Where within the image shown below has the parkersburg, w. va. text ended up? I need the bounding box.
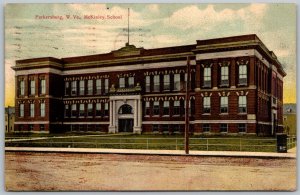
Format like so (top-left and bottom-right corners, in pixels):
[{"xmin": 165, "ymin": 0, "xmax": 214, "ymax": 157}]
[{"xmin": 35, "ymin": 14, "xmax": 123, "ymax": 20}]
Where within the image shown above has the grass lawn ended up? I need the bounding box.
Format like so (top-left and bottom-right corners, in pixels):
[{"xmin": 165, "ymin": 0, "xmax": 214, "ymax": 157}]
[{"xmin": 5, "ymin": 133, "xmax": 281, "ymax": 152}]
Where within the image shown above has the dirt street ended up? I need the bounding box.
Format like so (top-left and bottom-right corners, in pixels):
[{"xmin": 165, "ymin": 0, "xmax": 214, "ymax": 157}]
[{"xmin": 5, "ymin": 152, "xmax": 296, "ymax": 191}]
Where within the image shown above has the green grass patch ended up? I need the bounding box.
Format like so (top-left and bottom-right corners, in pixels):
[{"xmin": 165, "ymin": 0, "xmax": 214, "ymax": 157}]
[{"xmin": 5, "ymin": 134, "xmax": 280, "ymax": 152}]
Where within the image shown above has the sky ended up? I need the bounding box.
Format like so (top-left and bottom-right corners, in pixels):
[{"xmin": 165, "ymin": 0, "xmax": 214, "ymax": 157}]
[{"xmin": 4, "ymin": 3, "xmax": 296, "ymax": 106}]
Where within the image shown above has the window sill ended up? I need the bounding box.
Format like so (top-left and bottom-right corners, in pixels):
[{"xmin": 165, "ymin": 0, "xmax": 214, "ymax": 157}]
[
  {"xmin": 202, "ymin": 113, "xmax": 211, "ymax": 115},
  {"xmin": 238, "ymin": 84, "xmax": 247, "ymax": 87},
  {"xmin": 220, "ymin": 131, "xmax": 228, "ymax": 134},
  {"xmin": 219, "ymin": 113, "xmax": 228, "ymax": 115},
  {"xmin": 162, "ymin": 115, "xmax": 170, "ymax": 117},
  {"xmin": 172, "ymin": 115, "xmax": 180, "ymax": 117},
  {"xmin": 238, "ymin": 113, "xmax": 247, "ymax": 115}
]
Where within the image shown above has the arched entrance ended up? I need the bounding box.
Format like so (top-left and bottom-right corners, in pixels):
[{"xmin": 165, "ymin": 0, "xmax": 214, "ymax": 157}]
[{"xmin": 118, "ymin": 104, "xmax": 133, "ymax": 132}]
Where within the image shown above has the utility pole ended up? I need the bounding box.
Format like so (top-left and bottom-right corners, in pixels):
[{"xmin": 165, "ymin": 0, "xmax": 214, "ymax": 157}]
[{"xmin": 185, "ymin": 56, "xmax": 191, "ymax": 154}]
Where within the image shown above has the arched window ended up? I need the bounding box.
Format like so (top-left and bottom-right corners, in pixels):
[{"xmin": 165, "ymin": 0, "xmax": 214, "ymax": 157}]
[{"xmin": 119, "ymin": 104, "xmax": 133, "ymax": 114}]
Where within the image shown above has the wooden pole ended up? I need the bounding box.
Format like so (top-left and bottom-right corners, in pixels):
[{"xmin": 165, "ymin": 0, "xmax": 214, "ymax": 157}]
[{"xmin": 185, "ymin": 56, "xmax": 191, "ymax": 154}]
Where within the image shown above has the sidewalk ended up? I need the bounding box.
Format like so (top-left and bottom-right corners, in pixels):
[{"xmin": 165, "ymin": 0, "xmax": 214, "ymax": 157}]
[{"xmin": 5, "ymin": 146, "xmax": 297, "ymax": 158}]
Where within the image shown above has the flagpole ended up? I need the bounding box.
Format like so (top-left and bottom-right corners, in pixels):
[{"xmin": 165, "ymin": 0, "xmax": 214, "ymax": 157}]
[
  {"xmin": 127, "ymin": 8, "xmax": 130, "ymax": 44},
  {"xmin": 185, "ymin": 56, "xmax": 191, "ymax": 154}
]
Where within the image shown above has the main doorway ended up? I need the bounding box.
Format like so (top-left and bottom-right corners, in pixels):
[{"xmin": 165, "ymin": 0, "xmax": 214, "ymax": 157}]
[{"xmin": 118, "ymin": 119, "xmax": 133, "ymax": 132}]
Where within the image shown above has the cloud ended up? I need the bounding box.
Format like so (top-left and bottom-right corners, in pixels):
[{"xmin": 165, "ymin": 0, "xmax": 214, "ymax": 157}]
[
  {"xmin": 147, "ymin": 4, "xmax": 159, "ymax": 13},
  {"xmin": 165, "ymin": 4, "xmax": 268, "ymax": 30}
]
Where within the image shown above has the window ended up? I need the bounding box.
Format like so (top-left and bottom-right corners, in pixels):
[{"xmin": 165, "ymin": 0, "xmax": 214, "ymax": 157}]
[
  {"xmin": 71, "ymin": 81, "xmax": 77, "ymax": 95},
  {"xmin": 203, "ymin": 97, "xmax": 211, "ymax": 113},
  {"xmin": 220, "ymin": 96, "xmax": 228, "ymax": 113},
  {"xmin": 145, "ymin": 76, "xmax": 150, "ymax": 92},
  {"xmin": 19, "ymin": 80, "xmax": 25, "ymax": 96},
  {"xmin": 220, "ymin": 124, "xmax": 228, "ymax": 133},
  {"xmin": 40, "ymin": 124, "xmax": 45, "ymax": 131},
  {"xmin": 174, "ymin": 74, "xmax": 180, "ymax": 91},
  {"xmin": 152, "ymin": 124, "xmax": 159, "ymax": 132},
  {"xmin": 40, "ymin": 79, "xmax": 46, "ymax": 94},
  {"xmin": 79, "ymin": 104, "xmax": 85, "ymax": 117},
  {"xmin": 87, "ymin": 103, "xmax": 93, "ymax": 117},
  {"xmin": 239, "ymin": 65, "xmax": 247, "ymax": 85},
  {"xmin": 96, "ymin": 79, "xmax": 101, "ymax": 94},
  {"xmin": 203, "ymin": 124, "xmax": 210, "ymax": 132},
  {"xmin": 145, "ymin": 102, "xmax": 150, "ymax": 116},
  {"xmin": 173, "ymin": 101, "xmax": 180, "ymax": 115},
  {"xmin": 119, "ymin": 77, "xmax": 125, "ymax": 88},
  {"xmin": 104, "ymin": 79, "xmax": 109, "ymax": 93},
  {"xmin": 163, "ymin": 75, "xmax": 170, "ymax": 91},
  {"xmin": 65, "ymin": 82, "xmax": 70, "ymax": 95},
  {"xmin": 71, "ymin": 104, "xmax": 77, "ymax": 117},
  {"xmin": 29, "ymin": 124, "xmax": 34, "ymax": 131},
  {"xmin": 153, "ymin": 101, "xmax": 160, "ymax": 116},
  {"xmin": 30, "ymin": 80, "xmax": 35, "ymax": 95},
  {"xmin": 96, "ymin": 103, "xmax": 101, "ymax": 117},
  {"xmin": 238, "ymin": 124, "xmax": 246, "ymax": 133},
  {"xmin": 153, "ymin": 75, "xmax": 160, "ymax": 92},
  {"xmin": 119, "ymin": 104, "xmax": 133, "ymax": 114},
  {"xmin": 87, "ymin": 80, "xmax": 93, "ymax": 95},
  {"xmin": 19, "ymin": 104, "xmax": 24, "ymax": 117},
  {"xmin": 162, "ymin": 124, "xmax": 169, "ymax": 133},
  {"xmin": 128, "ymin": 77, "xmax": 134, "ymax": 88},
  {"xmin": 40, "ymin": 102, "xmax": 45, "ymax": 117},
  {"xmin": 30, "ymin": 103, "xmax": 35, "ymax": 117},
  {"xmin": 238, "ymin": 96, "xmax": 247, "ymax": 113},
  {"xmin": 173, "ymin": 125, "xmax": 180, "ymax": 133},
  {"xmin": 79, "ymin": 80, "xmax": 85, "ymax": 95},
  {"xmin": 203, "ymin": 67, "xmax": 211, "ymax": 87},
  {"xmin": 163, "ymin": 101, "xmax": 169, "ymax": 115},
  {"xmin": 65, "ymin": 105, "xmax": 70, "ymax": 118},
  {"xmin": 221, "ymin": 66, "xmax": 229, "ymax": 85},
  {"xmin": 104, "ymin": 103, "xmax": 109, "ymax": 116}
]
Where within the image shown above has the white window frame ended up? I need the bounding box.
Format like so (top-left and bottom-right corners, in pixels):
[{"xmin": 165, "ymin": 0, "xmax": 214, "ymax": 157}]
[
  {"xmin": 30, "ymin": 103, "xmax": 35, "ymax": 117},
  {"xmin": 20, "ymin": 80, "xmax": 25, "ymax": 96},
  {"xmin": 71, "ymin": 81, "xmax": 77, "ymax": 96},
  {"xmin": 96, "ymin": 79, "xmax": 101, "ymax": 94},
  {"xmin": 19, "ymin": 104, "xmax": 24, "ymax": 117},
  {"xmin": 203, "ymin": 97, "xmax": 211, "ymax": 113},
  {"xmin": 238, "ymin": 96, "xmax": 247, "ymax": 113},
  {"xmin": 153, "ymin": 101, "xmax": 160, "ymax": 116},
  {"xmin": 79, "ymin": 80, "xmax": 85, "ymax": 95},
  {"xmin": 174, "ymin": 74, "xmax": 180, "ymax": 91},
  {"xmin": 87, "ymin": 80, "xmax": 93, "ymax": 95},
  {"xmin": 163, "ymin": 74, "xmax": 170, "ymax": 91},
  {"xmin": 239, "ymin": 64, "xmax": 247, "ymax": 84},
  {"xmin": 203, "ymin": 67, "xmax": 211, "ymax": 87},
  {"xmin": 145, "ymin": 76, "xmax": 150, "ymax": 92},
  {"xmin": 220, "ymin": 96, "xmax": 228, "ymax": 113},
  {"xmin": 128, "ymin": 77, "xmax": 134, "ymax": 88},
  {"xmin": 40, "ymin": 79, "xmax": 46, "ymax": 94},
  {"xmin": 40, "ymin": 102, "xmax": 45, "ymax": 117},
  {"xmin": 79, "ymin": 104, "xmax": 85, "ymax": 117},
  {"xmin": 163, "ymin": 101, "xmax": 170, "ymax": 116},
  {"xmin": 105, "ymin": 79, "xmax": 109, "ymax": 93},
  {"xmin": 30, "ymin": 80, "xmax": 35, "ymax": 95},
  {"xmin": 153, "ymin": 75, "xmax": 160, "ymax": 92},
  {"xmin": 119, "ymin": 77, "xmax": 125, "ymax": 88},
  {"xmin": 221, "ymin": 66, "xmax": 229, "ymax": 85}
]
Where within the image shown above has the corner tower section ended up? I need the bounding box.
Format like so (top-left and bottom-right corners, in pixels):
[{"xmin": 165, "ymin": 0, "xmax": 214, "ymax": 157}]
[{"xmin": 12, "ymin": 57, "xmax": 64, "ymax": 133}]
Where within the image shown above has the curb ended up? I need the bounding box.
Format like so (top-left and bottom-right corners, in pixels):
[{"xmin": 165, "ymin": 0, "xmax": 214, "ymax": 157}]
[{"xmin": 5, "ymin": 147, "xmax": 296, "ymax": 159}]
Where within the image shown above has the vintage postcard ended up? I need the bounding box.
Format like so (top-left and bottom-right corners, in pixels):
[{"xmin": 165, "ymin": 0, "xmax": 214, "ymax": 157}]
[{"xmin": 4, "ymin": 3, "xmax": 296, "ymax": 191}]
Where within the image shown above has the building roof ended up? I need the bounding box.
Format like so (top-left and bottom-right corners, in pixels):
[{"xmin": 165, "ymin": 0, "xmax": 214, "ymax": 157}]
[{"xmin": 12, "ymin": 34, "xmax": 286, "ymax": 76}]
